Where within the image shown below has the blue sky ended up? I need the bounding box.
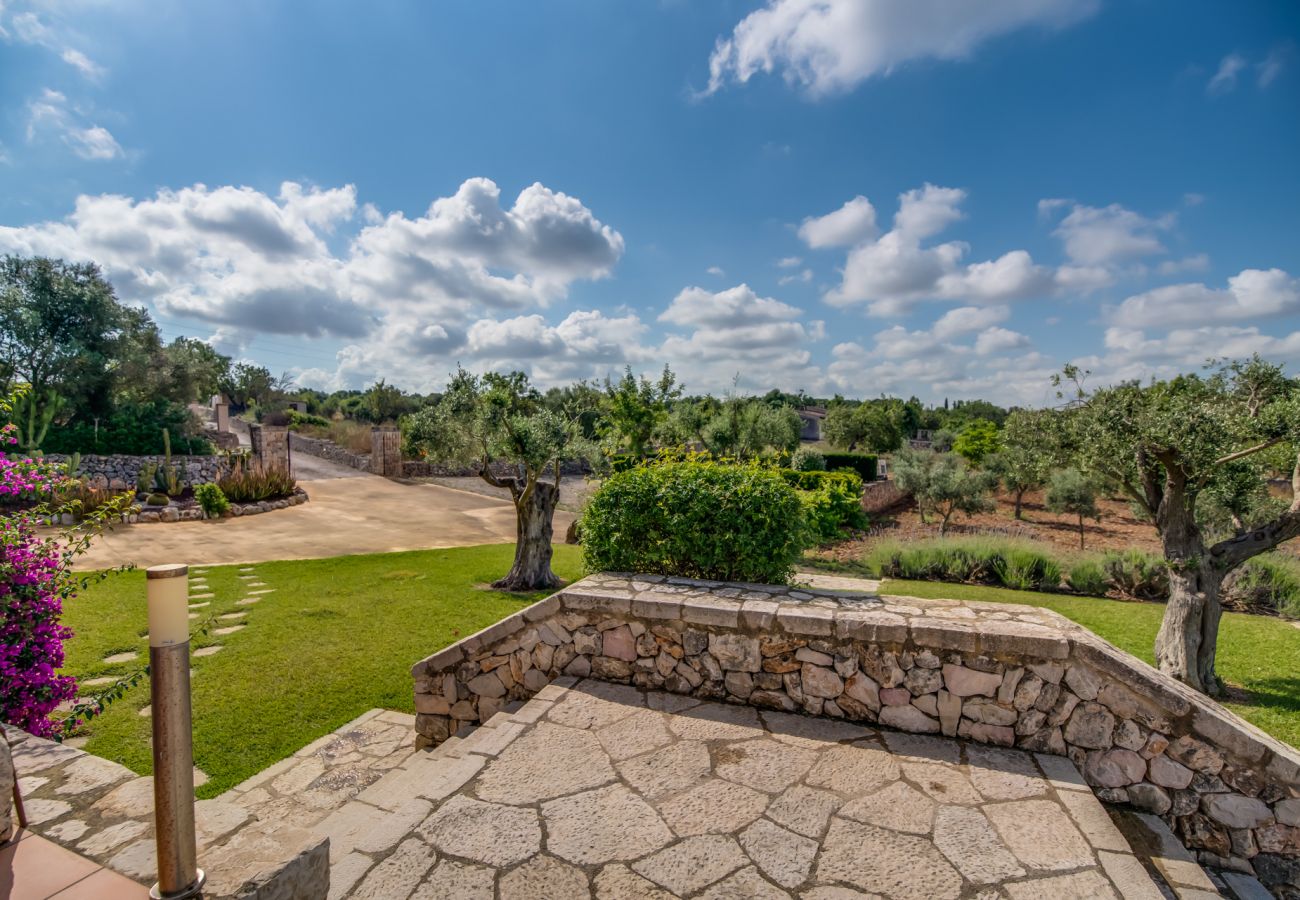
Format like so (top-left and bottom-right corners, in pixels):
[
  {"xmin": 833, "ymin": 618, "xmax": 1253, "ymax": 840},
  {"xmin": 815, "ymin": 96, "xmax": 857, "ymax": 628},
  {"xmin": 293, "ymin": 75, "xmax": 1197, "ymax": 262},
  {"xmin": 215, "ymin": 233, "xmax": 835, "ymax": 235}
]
[{"xmin": 1, "ymin": 0, "xmax": 1297, "ymax": 405}]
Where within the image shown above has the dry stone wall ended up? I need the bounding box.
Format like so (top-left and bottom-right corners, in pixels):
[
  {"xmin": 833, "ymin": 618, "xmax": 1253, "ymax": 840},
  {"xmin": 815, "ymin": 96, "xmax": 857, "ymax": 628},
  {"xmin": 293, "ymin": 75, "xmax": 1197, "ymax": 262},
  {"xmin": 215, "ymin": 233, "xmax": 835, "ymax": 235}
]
[
  {"xmin": 410, "ymin": 573, "xmax": 1300, "ymax": 894},
  {"xmin": 46, "ymin": 453, "xmax": 228, "ymax": 489},
  {"xmin": 288, "ymin": 432, "xmax": 372, "ymax": 472}
]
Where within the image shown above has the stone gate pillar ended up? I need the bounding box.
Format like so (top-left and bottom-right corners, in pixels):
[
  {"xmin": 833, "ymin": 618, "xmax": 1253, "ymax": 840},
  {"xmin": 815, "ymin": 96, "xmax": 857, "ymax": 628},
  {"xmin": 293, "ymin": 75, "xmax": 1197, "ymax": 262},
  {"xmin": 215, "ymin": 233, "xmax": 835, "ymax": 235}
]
[
  {"xmin": 249, "ymin": 424, "xmax": 290, "ymax": 473},
  {"xmin": 213, "ymin": 401, "xmax": 230, "ymax": 433},
  {"xmin": 371, "ymin": 427, "xmax": 402, "ymax": 477}
]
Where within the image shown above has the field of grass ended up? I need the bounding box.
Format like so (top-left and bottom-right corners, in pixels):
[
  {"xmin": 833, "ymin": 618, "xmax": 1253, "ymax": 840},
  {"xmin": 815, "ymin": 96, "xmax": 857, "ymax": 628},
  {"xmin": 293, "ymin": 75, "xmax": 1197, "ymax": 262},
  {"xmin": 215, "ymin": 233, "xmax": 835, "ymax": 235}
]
[
  {"xmin": 60, "ymin": 544, "xmax": 584, "ymax": 797},
  {"xmin": 882, "ymin": 578, "xmax": 1300, "ymax": 750}
]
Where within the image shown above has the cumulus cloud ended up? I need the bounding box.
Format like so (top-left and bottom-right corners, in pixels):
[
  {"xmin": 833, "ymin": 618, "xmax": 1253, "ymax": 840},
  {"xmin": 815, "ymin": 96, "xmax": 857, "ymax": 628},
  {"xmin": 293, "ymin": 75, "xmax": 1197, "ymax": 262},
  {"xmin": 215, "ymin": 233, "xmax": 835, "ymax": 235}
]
[
  {"xmin": 0, "ymin": 177, "xmax": 625, "ymax": 356},
  {"xmin": 815, "ymin": 184, "xmax": 1054, "ymax": 315},
  {"xmin": 25, "ymin": 89, "xmax": 122, "ymax": 160},
  {"xmin": 1109, "ymin": 268, "xmax": 1300, "ymax": 329},
  {"xmin": 797, "ymin": 196, "xmax": 876, "ymax": 248},
  {"xmin": 705, "ymin": 0, "xmax": 1098, "ymax": 97},
  {"xmin": 1047, "ymin": 202, "xmax": 1173, "ymax": 267},
  {"xmin": 931, "ymin": 305, "xmax": 1010, "ymax": 340}
]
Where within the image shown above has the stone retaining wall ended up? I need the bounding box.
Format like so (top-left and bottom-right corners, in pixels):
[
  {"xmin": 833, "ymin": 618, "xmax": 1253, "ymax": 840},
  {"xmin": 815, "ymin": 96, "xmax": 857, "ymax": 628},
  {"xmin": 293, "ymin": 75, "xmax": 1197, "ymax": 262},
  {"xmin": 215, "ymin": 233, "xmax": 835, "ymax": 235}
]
[
  {"xmin": 1, "ymin": 729, "xmax": 13, "ymax": 843},
  {"xmin": 410, "ymin": 574, "xmax": 1300, "ymax": 894},
  {"xmin": 861, "ymin": 479, "xmax": 909, "ymax": 514},
  {"xmin": 47, "ymin": 454, "xmax": 228, "ymax": 489},
  {"xmin": 288, "ymin": 432, "xmax": 371, "ymax": 472}
]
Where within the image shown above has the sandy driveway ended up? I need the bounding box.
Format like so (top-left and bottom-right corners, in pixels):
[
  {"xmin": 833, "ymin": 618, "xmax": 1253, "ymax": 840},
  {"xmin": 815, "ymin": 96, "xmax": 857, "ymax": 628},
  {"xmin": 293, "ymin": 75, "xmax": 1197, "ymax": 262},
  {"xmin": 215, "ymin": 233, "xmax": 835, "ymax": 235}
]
[{"xmin": 76, "ymin": 454, "xmax": 575, "ymax": 570}]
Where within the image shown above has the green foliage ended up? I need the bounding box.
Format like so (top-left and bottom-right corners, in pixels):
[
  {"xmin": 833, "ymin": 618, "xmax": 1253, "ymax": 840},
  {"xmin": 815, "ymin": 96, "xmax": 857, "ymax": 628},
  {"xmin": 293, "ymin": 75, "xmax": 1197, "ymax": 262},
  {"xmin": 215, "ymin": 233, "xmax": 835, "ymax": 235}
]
[
  {"xmin": 790, "ymin": 447, "xmax": 826, "ymax": 471},
  {"xmin": 892, "ymin": 448, "xmax": 995, "ymax": 534},
  {"xmin": 581, "ymin": 460, "xmax": 807, "ymax": 583},
  {"xmin": 779, "ymin": 468, "xmax": 862, "ymax": 493},
  {"xmin": 144, "ymin": 492, "xmax": 170, "ymax": 507},
  {"xmin": 602, "ymin": 365, "xmax": 680, "ymax": 456},
  {"xmin": 39, "ymin": 398, "xmax": 213, "ymax": 455},
  {"xmin": 1065, "ymin": 559, "xmax": 1108, "ymax": 597},
  {"xmin": 700, "ymin": 396, "xmax": 802, "ymax": 459},
  {"xmin": 952, "ymin": 418, "xmax": 1002, "ymax": 465},
  {"xmin": 1225, "ymin": 555, "xmax": 1300, "ymax": 618},
  {"xmin": 821, "ymin": 452, "xmax": 878, "ymax": 482},
  {"xmin": 823, "ymin": 401, "xmax": 905, "ymax": 453},
  {"xmin": 985, "ymin": 408, "xmax": 1059, "ymax": 517},
  {"xmin": 864, "ymin": 538, "xmax": 1061, "ymax": 592},
  {"xmin": 194, "ymin": 482, "xmax": 230, "ymax": 518},
  {"xmin": 1046, "ymin": 467, "xmax": 1101, "ymax": 548},
  {"xmin": 217, "ymin": 457, "xmax": 297, "ymax": 503},
  {"xmin": 152, "ymin": 428, "xmax": 183, "ymax": 496},
  {"xmin": 1100, "ymin": 550, "xmax": 1170, "ymax": 601},
  {"xmin": 798, "ymin": 477, "xmax": 868, "ymax": 542},
  {"xmin": 286, "ymin": 410, "xmax": 331, "ymax": 429},
  {"xmin": 136, "ymin": 464, "xmax": 157, "ymax": 495}
]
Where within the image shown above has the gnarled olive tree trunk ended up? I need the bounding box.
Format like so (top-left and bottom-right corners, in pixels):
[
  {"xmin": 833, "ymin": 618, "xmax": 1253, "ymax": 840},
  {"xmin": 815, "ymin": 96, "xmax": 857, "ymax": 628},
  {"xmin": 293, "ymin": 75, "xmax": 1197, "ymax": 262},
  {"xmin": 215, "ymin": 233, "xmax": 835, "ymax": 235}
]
[{"xmin": 483, "ymin": 466, "xmax": 563, "ymax": 592}]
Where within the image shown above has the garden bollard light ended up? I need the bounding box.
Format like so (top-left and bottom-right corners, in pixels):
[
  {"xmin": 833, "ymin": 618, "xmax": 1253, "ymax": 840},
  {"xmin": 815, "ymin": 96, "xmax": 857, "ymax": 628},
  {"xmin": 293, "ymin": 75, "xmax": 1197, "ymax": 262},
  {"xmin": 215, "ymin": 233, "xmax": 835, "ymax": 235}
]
[{"xmin": 146, "ymin": 563, "xmax": 206, "ymax": 900}]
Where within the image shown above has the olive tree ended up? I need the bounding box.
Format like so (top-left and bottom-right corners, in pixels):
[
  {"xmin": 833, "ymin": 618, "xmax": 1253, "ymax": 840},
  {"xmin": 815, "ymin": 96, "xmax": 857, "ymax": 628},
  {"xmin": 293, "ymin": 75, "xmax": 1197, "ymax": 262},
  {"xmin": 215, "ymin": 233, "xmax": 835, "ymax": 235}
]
[
  {"xmin": 987, "ymin": 409, "xmax": 1059, "ymax": 519},
  {"xmin": 403, "ymin": 369, "xmax": 596, "ymax": 591},
  {"xmin": 893, "ymin": 448, "xmax": 996, "ymax": 535},
  {"xmin": 601, "ymin": 365, "xmax": 680, "ymax": 456},
  {"xmin": 1057, "ymin": 358, "xmax": 1300, "ymax": 694},
  {"xmin": 1046, "ymin": 468, "xmax": 1100, "ymax": 549},
  {"xmin": 824, "ymin": 401, "xmax": 904, "ymax": 453}
]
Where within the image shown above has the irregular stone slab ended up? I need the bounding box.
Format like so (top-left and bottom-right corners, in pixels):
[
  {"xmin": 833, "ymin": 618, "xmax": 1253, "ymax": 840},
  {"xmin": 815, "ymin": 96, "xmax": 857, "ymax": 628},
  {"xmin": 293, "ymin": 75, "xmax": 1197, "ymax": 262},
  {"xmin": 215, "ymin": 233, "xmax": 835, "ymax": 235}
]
[
  {"xmin": 738, "ymin": 817, "xmax": 818, "ymax": 888},
  {"xmin": 901, "ymin": 762, "xmax": 982, "ymax": 805},
  {"xmin": 593, "ymin": 864, "xmax": 677, "ymax": 900},
  {"xmin": 805, "ymin": 744, "xmax": 900, "ymax": 796},
  {"xmin": 499, "ymin": 855, "xmax": 590, "ymax": 899},
  {"xmin": 1003, "ymin": 869, "xmax": 1118, "ymax": 899},
  {"xmin": 616, "ymin": 740, "xmax": 712, "ymax": 799},
  {"xmin": 765, "ymin": 785, "xmax": 842, "ymax": 839},
  {"xmin": 984, "ymin": 799, "xmax": 1094, "ymax": 870},
  {"xmin": 473, "ymin": 722, "xmax": 614, "ymax": 804},
  {"xmin": 698, "ymin": 865, "xmax": 791, "ymax": 899},
  {"xmin": 547, "ymin": 684, "xmax": 639, "ymax": 729},
  {"xmin": 966, "ymin": 746, "xmax": 1047, "ymax": 801},
  {"xmin": 880, "ymin": 732, "xmax": 961, "ymax": 765},
  {"xmin": 543, "ymin": 784, "xmax": 675, "ymax": 865},
  {"xmin": 55, "ymin": 754, "xmax": 132, "ymax": 796},
  {"xmin": 418, "ymin": 794, "xmax": 540, "ymax": 867},
  {"xmin": 410, "ymin": 860, "xmax": 495, "ymax": 900},
  {"xmin": 839, "ymin": 781, "xmax": 935, "ymax": 834},
  {"xmin": 348, "ymin": 837, "xmax": 437, "ymax": 900},
  {"xmin": 595, "ymin": 708, "xmax": 674, "ymax": 761},
  {"xmin": 194, "ymin": 645, "xmax": 224, "ymax": 656},
  {"xmin": 1056, "ymin": 790, "xmax": 1129, "ymax": 852},
  {"xmin": 632, "ymin": 834, "xmax": 749, "ymax": 896},
  {"xmin": 668, "ymin": 702, "xmax": 764, "ymax": 741},
  {"xmin": 715, "ymin": 738, "xmax": 818, "ymax": 794},
  {"xmin": 801, "ymin": 889, "xmax": 881, "ymax": 900},
  {"xmin": 102, "ymin": 651, "xmax": 138, "ymax": 665},
  {"xmin": 1097, "ymin": 850, "xmax": 1164, "ymax": 900},
  {"xmin": 660, "ymin": 778, "xmax": 768, "ymax": 836},
  {"xmin": 816, "ymin": 818, "xmax": 962, "ymax": 900},
  {"xmin": 76, "ymin": 819, "xmax": 148, "ymax": 856},
  {"xmin": 932, "ymin": 805, "xmax": 1025, "ymax": 884}
]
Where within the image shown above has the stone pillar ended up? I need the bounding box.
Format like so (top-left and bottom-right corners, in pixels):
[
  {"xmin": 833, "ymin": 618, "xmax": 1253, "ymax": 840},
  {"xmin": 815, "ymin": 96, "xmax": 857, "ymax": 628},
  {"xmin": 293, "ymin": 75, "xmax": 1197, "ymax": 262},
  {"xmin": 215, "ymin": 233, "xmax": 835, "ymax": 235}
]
[
  {"xmin": 213, "ymin": 402, "xmax": 229, "ymax": 433},
  {"xmin": 249, "ymin": 424, "xmax": 290, "ymax": 473},
  {"xmin": 371, "ymin": 427, "xmax": 402, "ymax": 477}
]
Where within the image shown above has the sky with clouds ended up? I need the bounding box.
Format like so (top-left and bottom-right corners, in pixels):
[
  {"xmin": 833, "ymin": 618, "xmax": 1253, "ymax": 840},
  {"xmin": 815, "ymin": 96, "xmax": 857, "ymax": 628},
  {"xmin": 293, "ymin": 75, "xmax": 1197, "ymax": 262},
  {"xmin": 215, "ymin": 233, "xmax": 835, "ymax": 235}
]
[{"xmin": 1, "ymin": 0, "xmax": 1297, "ymax": 406}]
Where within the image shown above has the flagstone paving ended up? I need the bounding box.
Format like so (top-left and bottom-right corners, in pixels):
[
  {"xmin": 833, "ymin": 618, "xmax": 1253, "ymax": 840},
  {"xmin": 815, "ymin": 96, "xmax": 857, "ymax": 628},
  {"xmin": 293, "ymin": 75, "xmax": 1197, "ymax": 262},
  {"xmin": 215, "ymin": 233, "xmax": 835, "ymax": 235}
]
[{"xmin": 293, "ymin": 679, "xmax": 1178, "ymax": 899}]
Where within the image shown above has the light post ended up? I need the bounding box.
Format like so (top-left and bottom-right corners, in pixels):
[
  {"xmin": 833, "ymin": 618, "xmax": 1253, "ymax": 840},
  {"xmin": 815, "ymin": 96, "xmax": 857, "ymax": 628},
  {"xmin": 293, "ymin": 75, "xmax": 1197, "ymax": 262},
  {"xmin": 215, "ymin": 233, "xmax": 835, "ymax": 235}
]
[{"xmin": 146, "ymin": 563, "xmax": 206, "ymax": 900}]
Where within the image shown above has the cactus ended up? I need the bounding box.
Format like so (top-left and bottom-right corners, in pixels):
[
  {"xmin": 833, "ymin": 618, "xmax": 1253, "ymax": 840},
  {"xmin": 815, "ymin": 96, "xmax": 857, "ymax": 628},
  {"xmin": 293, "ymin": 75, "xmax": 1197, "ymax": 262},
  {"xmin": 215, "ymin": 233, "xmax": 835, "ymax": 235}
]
[
  {"xmin": 59, "ymin": 452, "xmax": 82, "ymax": 478},
  {"xmin": 136, "ymin": 463, "xmax": 158, "ymax": 495},
  {"xmin": 13, "ymin": 387, "xmax": 63, "ymax": 452},
  {"xmin": 153, "ymin": 428, "xmax": 184, "ymax": 496}
]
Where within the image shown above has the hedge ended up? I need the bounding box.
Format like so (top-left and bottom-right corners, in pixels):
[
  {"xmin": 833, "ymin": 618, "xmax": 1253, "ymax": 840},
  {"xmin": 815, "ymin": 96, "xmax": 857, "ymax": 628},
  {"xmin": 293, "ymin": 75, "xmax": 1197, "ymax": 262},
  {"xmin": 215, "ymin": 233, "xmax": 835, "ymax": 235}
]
[
  {"xmin": 581, "ymin": 459, "xmax": 806, "ymax": 583},
  {"xmin": 822, "ymin": 452, "xmax": 878, "ymax": 482}
]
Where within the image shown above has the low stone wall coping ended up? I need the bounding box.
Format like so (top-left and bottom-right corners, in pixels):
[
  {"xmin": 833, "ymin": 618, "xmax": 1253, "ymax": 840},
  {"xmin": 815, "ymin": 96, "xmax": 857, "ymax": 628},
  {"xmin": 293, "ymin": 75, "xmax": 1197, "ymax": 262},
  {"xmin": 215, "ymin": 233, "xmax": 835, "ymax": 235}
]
[{"xmin": 410, "ymin": 573, "xmax": 1300, "ymax": 892}]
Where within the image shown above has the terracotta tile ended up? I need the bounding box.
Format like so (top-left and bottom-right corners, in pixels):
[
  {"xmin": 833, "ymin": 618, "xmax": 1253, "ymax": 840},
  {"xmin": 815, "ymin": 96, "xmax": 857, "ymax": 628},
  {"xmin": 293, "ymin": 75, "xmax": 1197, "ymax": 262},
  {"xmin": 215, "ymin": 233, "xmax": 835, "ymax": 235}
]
[
  {"xmin": 50, "ymin": 866, "xmax": 152, "ymax": 899},
  {"xmin": 0, "ymin": 833, "xmax": 101, "ymax": 899}
]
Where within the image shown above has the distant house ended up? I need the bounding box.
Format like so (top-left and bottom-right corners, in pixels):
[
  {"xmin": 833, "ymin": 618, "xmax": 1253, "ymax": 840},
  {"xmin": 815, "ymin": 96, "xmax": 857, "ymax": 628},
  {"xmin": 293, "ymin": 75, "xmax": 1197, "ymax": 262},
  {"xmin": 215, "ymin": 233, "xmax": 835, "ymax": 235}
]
[
  {"xmin": 287, "ymin": 400, "xmax": 309, "ymax": 414},
  {"xmin": 797, "ymin": 406, "xmax": 827, "ymax": 441}
]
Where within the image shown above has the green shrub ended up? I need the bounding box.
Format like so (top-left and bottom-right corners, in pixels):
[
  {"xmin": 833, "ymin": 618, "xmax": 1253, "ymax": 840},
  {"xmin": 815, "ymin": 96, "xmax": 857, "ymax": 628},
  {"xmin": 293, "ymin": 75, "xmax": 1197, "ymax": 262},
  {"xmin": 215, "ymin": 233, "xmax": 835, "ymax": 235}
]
[
  {"xmin": 790, "ymin": 448, "xmax": 826, "ymax": 472},
  {"xmin": 779, "ymin": 469, "xmax": 863, "ymax": 493},
  {"xmin": 992, "ymin": 547, "xmax": 1062, "ymax": 592},
  {"xmin": 822, "ymin": 452, "xmax": 878, "ymax": 482},
  {"xmin": 1100, "ymin": 550, "xmax": 1169, "ymax": 601},
  {"xmin": 145, "ymin": 492, "xmax": 170, "ymax": 506},
  {"xmin": 194, "ymin": 482, "xmax": 230, "ymax": 518},
  {"xmin": 1066, "ymin": 559, "xmax": 1108, "ymax": 597},
  {"xmin": 217, "ymin": 458, "xmax": 297, "ymax": 503},
  {"xmin": 40, "ymin": 399, "xmax": 212, "ymax": 455},
  {"xmin": 286, "ymin": 410, "xmax": 331, "ymax": 429},
  {"xmin": 1225, "ymin": 555, "xmax": 1300, "ymax": 617},
  {"xmin": 864, "ymin": 537, "xmax": 1062, "ymax": 591},
  {"xmin": 581, "ymin": 460, "xmax": 806, "ymax": 583}
]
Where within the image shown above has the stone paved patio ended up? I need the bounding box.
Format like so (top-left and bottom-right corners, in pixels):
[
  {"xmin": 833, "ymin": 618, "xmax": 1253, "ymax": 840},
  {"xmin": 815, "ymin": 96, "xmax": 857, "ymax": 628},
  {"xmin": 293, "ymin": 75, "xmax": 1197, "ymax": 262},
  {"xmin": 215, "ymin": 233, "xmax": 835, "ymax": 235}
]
[{"xmin": 325, "ymin": 678, "xmax": 1174, "ymax": 899}]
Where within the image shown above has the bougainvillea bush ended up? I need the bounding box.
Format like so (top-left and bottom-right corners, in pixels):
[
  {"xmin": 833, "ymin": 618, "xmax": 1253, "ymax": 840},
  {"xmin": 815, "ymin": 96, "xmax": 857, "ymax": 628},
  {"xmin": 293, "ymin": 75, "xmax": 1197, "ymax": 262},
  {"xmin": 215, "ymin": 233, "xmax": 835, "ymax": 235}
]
[{"xmin": 0, "ymin": 402, "xmax": 129, "ymax": 738}]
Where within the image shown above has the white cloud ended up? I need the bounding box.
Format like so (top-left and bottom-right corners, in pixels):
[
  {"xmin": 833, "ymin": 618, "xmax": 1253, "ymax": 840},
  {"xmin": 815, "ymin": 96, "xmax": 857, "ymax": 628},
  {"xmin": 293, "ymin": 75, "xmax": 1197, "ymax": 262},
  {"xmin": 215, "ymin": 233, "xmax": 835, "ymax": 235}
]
[
  {"xmin": 797, "ymin": 196, "xmax": 877, "ymax": 248},
  {"xmin": 25, "ymin": 88, "xmax": 123, "ymax": 160},
  {"xmin": 776, "ymin": 256, "xmax": 803, "ymax": 268},
  {"xmin": 60, "ymin": 47, "xmax": 103, "ymax": 79},
  {"xmin": 1257, "ymin": 46, "xmax": 1287, "ymax": 87},
  {"xmin": 820, "ymin": 184, "xmax": 1053, "ymax": 314},
  {"xmin": 1156, "ymin": 254, "xmax": 1210, "ymax": 276},
  {"xmin": 931, "ymin": 305, "xmax": 1009, "ymax": 340},
  {"xmin": 706, "ymin": 265, "xmax": 725, "ymax": 276},
  {"xmin": 1208, "ymin": 53, "xmax": 1248, "ymax": 95},
  {"xmin": 1048, "ymin": 202, "xmax": 1172, "ymax": 266},
  {"xmin": 1110, "ymin": 268, "xmax": 1300, "ymax": 329},
  {"xmin": 974, "ymin": 326, "xmax": 1031, "ymax": 355},
  {"xmin": 0, "ymin": 178, "xmax": 624, "ymax": 355},
  {"xmin": 705, "ymin": 0, "xmax": 1098, "ymax": 97},
  {"xmin": 778, "ymin": 268, "xmax": 813, "ymax": 286},
  {"xmin": 660, "ymin": 283, "xmax": 802, "ymax": 329},
  {"xmin": 4, "ymin": 8, "xmax": 104, "ymax": 79}
]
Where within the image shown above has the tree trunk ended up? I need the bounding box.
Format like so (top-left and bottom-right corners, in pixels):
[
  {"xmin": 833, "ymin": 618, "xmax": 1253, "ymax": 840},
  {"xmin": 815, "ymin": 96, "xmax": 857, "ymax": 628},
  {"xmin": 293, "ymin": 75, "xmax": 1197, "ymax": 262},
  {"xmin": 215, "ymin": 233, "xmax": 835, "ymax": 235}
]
[
  {"xmin": 1077, "ymin": 513, "xmax": 1085, "ymax": 549},
  {"xmin": 1013, "ymin": 488, "xmax": 1025, "ymax": 520},
  {"xmin": 492, "ymin": 479, "xmax": 563, "ymax": 592},
  {"xmin": 1155, "ymin": 559, "xmax": 1224, "ymax": 695}
]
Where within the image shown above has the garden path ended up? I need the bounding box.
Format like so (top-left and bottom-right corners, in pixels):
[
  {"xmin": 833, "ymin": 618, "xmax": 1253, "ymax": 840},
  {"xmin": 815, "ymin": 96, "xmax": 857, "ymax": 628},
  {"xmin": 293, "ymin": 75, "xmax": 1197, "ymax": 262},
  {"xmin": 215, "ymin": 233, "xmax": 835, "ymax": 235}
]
[{"xmin": 75, "ymin": 456, "xmax": 574, "ymax": 570}]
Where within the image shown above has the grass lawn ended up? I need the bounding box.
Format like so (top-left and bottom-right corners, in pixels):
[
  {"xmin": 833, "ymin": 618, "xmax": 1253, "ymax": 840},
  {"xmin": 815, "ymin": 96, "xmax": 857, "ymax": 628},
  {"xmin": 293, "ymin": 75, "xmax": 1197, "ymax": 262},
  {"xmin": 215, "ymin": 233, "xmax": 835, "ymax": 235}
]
[
  {"xmin": 60, "ymin": 543, "xmax": 584, "ymax": 798},
  {"xmin": 882, "ymin": 578, "xmax": 1300, "ymax": 750}
]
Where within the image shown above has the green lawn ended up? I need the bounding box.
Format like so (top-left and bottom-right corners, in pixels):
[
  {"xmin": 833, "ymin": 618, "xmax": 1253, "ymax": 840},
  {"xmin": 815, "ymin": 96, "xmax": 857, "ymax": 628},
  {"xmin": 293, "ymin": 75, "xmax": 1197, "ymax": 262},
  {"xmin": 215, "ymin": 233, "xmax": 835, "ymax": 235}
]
[
  {"xmin": 882, "ymin": 578, "xmax": 1300, "ymax": 750},
  {"xmin": 61, "ymin": 544, "xmax": 584, "ymax": 798}
]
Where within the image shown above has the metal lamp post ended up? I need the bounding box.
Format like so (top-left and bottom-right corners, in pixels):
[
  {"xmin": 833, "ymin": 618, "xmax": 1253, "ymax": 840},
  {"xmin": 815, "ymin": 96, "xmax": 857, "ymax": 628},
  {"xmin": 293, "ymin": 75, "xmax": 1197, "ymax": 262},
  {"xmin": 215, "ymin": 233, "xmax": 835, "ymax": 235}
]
[{"xmin": 146, "ymin": 563, "xmax": 206, "ymax": 900}]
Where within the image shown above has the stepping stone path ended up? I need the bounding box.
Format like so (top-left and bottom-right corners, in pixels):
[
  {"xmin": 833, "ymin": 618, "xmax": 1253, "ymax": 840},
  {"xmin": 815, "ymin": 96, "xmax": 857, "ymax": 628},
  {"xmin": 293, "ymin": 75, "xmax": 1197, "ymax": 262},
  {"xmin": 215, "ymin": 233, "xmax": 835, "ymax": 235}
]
[
  {"xmin": 213, "ymin": 625, "xmax": 245, "ymax": 636},
  {"xmin": 193, "ymin": 645, "xmax": 223, "ymax": 657},
  {"xmin": 189, "ymin": 592, "xmax": 214, "ymax": 600},
  {"xmin": 218, "ymin": 612, "xmax": 246, "ymax": 621},
  {"xmin": 189, "ymin": 601, "xmax": 210, "ymax": 609},
  {"xmin": 236, "ymin": 598, "xmax": 260, "ymax": 606},
  {"xmin": 80, "ymin": 676, "xmax": 116, "ymax": 688},
  {"xmin": 102, "ymin": 651, "xmax": 137, "ymax": 665},
  {"xmin": 138, "ymin": 706, "xmax": 150, "ymax": 717}
]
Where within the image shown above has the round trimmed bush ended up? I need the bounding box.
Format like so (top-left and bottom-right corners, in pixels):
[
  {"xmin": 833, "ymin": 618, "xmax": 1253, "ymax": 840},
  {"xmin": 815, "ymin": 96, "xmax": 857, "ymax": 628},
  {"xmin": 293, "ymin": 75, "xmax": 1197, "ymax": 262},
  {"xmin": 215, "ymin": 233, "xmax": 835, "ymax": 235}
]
[{"xmin": 581, "ymin": 460, "xmax": 806, "ymax": 584}]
